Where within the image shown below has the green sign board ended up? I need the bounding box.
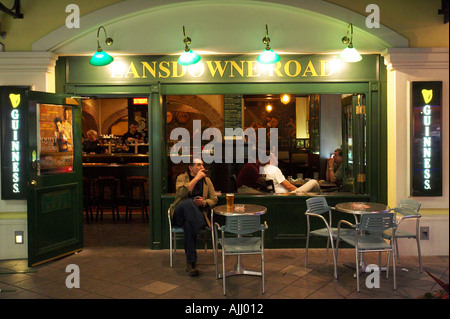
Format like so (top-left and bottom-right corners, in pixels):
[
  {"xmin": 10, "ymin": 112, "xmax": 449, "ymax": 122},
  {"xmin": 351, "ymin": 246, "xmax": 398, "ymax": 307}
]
[{"xmin": 64, "ymin": 54, "xmax": 379, "ymax": 85}]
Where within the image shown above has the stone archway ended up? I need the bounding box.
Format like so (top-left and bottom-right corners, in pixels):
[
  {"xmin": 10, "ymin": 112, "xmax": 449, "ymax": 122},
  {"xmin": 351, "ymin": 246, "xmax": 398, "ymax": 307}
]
[
  {"xmin": 101, "ymin": 108, "xmax": 128, "ymax": 135},
  {"xmin": 167, "ymin": 95, "xmax": 223, "ymax": 132}
]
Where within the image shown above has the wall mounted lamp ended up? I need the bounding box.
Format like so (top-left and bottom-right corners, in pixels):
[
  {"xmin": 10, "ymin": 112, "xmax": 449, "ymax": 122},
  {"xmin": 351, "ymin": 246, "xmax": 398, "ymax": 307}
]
[
  {"xmin": 177, "ymin": 26, "xmax": 201, "ymax": 66},
  {"xmin": 280, "ymin": 94, "xmax": 291, "ymax": 104},
  {"xmin": 257, "ymin": 24, "xmax": 280, "ymax": 64},
  {"xmin": 15, "ymin": 231, "xmax": 24, "ymax": 244},
  {"xmin": 338, "ymin": 23, "xmax": 362, "ymax": 62},
  {"xmin": 266, "ymin": 103, "xmax": 273, "ymax": 113},
  {"xmin": 89, "ymin": 26, "xmax": 114, "ymax": 66}
]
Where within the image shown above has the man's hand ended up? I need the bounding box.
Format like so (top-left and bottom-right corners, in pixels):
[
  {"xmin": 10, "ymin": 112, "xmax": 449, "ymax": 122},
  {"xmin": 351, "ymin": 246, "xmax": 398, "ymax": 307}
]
[{"xmin": 194, "ymin": 196, "xmax": 206, "ymax": 207}]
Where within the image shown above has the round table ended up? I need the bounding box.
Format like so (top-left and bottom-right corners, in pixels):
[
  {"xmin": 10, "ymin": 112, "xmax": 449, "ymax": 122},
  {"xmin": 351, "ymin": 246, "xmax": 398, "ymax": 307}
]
[
  {"xmin": 335, "ymin": 202, "xmax": 390, "ymax": 215},
  {"xmin": 213, "ymin": 204, "xmax": 267, "ymax": 216}
]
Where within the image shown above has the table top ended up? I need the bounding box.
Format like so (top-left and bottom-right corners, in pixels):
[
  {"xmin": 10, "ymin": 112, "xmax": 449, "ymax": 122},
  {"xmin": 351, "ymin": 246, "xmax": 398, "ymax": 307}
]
[
  {"xmin": 213, "ymin": 204, "xmax": 267, "ymax": 216},
  {"xmin": 335, "ymin": 202, "xmax": 390, "ymax": 215}
]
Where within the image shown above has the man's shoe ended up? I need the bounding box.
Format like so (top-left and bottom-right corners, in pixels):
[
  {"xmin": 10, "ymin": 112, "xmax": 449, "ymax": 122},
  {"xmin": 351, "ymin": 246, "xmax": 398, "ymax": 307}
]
[{"xmin": 186, "ymin": 262, "xmax": 199, "ymax": 276}]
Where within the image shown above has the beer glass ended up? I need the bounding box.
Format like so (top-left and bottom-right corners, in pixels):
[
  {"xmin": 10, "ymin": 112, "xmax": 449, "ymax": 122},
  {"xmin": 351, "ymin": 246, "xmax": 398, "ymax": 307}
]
[{"xmin": 226, "ymin": 193, "xmax": 234, "ymax": 210}]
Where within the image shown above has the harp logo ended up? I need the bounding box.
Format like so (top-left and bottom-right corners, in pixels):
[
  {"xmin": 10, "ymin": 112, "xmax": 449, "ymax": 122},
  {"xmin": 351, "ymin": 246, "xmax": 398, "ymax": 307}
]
[
  {"xmin": 9, "ymin": 93, "xmax": 21, "ymax": 108},
  {"xmin": 422, "ymin": 89, "xmax": 433, "ymax": 104}
]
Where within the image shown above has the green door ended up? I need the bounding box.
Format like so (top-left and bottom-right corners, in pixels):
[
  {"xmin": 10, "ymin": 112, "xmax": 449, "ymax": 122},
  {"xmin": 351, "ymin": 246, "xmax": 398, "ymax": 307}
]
[{"xmin": 27, "ymin": 91, "xmax": 83, "ymax": 267}]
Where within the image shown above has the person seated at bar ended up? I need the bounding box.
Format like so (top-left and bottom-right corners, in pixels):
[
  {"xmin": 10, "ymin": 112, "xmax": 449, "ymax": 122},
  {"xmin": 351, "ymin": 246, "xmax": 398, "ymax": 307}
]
[
  {"xmin": 169, "ymin": 159, "xmax": 218, "ymax": 276},
  {"xmin": 122, "ymin": 120, "xmax": 144, "ymax": 153},
  {"xmin": 83, "ymin": 129, "xmax": 106, "ymax": 154},
  {"xmin": 236, "ymin": 159, "xmax": 266, "ymax": 194},
  {"xmin": 261, "ymin": 156, "xmax": 321, "ymax": 194},
  {"xmin": 326, "ymin": 148, "xmax": 343, "ymax": 186}
]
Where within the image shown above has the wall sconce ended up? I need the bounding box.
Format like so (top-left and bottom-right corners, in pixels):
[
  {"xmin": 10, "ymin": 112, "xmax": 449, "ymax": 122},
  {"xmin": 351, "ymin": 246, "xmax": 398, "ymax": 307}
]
[
  {"xmin": 15, "ymin": 231, "xmax": 24, "ymax": 244},
  {"xmin": 177, "ymin": 26, "xmax": 201, "ymax": 66},
  {"xmin": 338, "ymin": 23, "xmax": 362, "ymax": 62},
  {"xmin": 89, "ymin": 26, "xmax": 114, "ymax": 66},
  {"xmin": 280, "ymin": 94, "xmax": 291, "ymax": 104},
  {"xmin": 266, "ymin": 103, "xmax": 273, "ymax": 113},
  {"xmin": 257, "ymin": 25, "xmax": 280, "ymax": 64}
]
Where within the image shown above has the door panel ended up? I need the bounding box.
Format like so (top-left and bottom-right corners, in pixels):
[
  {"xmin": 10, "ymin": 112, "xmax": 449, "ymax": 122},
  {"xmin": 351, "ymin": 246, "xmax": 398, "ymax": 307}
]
[{"xmin": 27, "ymin": 91, "xmax": 83, "ymax": 266}]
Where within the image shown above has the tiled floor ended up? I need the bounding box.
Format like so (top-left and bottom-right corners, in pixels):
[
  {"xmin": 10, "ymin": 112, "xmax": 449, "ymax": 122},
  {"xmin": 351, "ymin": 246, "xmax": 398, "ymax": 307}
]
[{"xmin": 0, "ymin": 215, "xmax": 448, "ymax": 301}]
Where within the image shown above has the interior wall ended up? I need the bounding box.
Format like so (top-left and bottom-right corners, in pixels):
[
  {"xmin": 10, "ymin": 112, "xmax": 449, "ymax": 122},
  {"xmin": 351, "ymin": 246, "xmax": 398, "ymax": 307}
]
[{"xmin": 320, "ymin": 94, "xmax": 342, "ymax": 177}]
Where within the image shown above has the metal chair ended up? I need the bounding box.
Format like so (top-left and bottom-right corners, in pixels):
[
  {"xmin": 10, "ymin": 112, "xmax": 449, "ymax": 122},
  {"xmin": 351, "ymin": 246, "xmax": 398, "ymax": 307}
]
[
  {"xmin": 167, "ymin": 208, "xmax": 208, "ymax": 268},
  {"xmin": 304, "ymin": 197, "xmax": 346, "ymax": 279},
  {"xmin": 383, "ymin": 199, "xmax": 423, "ymax": 272},
  {"xmin": 216, "ymin": 214, "xmax": 267, "ymax": 295},
  {"xmin": 336, "ymin": 212, "xmax": 397, "ymax": 291}
]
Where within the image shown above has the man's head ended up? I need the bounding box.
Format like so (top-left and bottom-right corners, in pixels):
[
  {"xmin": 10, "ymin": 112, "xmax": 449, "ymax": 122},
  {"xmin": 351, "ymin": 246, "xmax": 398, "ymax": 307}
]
[
  {"xmin": 334, "ymin": 148, "xmax": 343, "ymax": 164},
  {"xmin": 188, "ymin": 158, "xmax": 205, "ymax": 176},
  {"xmin": 129, "ymin": 120, "xmax": 138, "ymax": 134}
]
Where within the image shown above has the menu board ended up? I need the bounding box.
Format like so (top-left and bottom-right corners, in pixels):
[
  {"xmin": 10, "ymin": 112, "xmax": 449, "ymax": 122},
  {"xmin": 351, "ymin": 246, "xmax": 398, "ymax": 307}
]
[
  {"xmin": 224, "ymin": 95, "xmax": 243, "ymax": 136},
  {"xmin": 38, "ymin": 104, "xmax": 74, "ymax": 175}
]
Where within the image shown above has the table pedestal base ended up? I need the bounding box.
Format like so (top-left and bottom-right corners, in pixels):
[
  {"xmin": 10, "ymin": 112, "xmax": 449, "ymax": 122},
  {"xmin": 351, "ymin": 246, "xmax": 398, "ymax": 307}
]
[{"xmin": 218, "ymin": 256, "xmax": 262, "ymax": 278}]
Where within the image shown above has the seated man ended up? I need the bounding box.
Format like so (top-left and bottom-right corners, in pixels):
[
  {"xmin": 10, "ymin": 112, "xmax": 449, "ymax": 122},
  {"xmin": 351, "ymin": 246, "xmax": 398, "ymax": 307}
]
[
  {"xmin": 169, "ymin": 159, "xmax": 218, "ymax": 276},
  {"xmin": 261, "ymin": 157, "xmax": 321, "ymax": 194},
  {"xmin": 236, "ymin": 159, "xmax": 265, "ymax": 194},
  {"xmin": 326, "ymin": 148, "xmax": 343, "ymax": 185}
]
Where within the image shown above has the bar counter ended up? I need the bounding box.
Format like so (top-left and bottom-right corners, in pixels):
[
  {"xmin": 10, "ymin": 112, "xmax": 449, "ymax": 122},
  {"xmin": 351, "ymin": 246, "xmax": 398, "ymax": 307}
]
[{"xmin": 161, "ymin": 192, "xmax": 371, "ymax": 249}]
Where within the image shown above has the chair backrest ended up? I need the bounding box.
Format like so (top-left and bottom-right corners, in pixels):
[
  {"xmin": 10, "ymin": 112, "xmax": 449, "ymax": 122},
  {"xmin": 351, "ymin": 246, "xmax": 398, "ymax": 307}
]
[
  {"xmin": 266, "ymin": 180, "xmax": 275, "ymax": 193},
  {"xmin": 396, "ymin": 199, "xmax": 421, "ymax": 217},
  {"xmin": 224, "ymin": 215, "xmax": 262, "ymax": 235},
  {"xmin": 230, "ymin": 174, "xmax": 237, "ymax": 193},
  {"xmin": 359, "ymin": 212, "xmax": 394, "ymax": 235},
  {"xmin": 306, "ymin": 197, "xmax": 330, "ymax": 215}
]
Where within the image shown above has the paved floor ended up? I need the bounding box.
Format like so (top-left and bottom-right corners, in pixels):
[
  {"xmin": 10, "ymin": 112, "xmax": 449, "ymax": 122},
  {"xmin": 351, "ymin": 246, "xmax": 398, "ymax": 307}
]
[{"xmin": 0, "ymin": 215, "xmax": 448, "ymax": 302}]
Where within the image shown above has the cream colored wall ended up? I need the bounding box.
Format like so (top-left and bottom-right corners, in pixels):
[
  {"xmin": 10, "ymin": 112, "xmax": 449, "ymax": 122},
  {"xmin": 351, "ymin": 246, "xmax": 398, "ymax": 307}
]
[
  {"xmin": 0, "ymin": 0, "xmax": 448, "ymax": 51},
  {"xmin": 326, "ymin": 0, "xmax": 449, "ymax": 48}
]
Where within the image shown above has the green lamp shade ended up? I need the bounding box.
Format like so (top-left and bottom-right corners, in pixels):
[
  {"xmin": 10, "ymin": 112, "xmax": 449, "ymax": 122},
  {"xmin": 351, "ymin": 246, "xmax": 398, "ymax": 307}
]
[
  {"xmin": 338, "ymin": 47, "xmax": 362, "ymax": 62},
  {"xmin": 177, "ymin": 50, "xmax": 201, "ymax": 66},
  {"xmin": 89, "ymin": 49, "xmax": 114, "ymax": 66},
  {"xmin": 257, "ymin": 49, "xmax": 281, "ymax": 64}
]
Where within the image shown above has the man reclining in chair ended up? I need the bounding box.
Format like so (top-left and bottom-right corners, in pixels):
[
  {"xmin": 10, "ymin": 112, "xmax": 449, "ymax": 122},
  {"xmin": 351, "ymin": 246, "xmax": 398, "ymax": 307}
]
[
  {"xmin": 169, "ymin": 159, "xmax": 218, "ymax": 276},
  {"xmin": 261, "ymin": 156, "xmax": 321, "ymax": 194}
]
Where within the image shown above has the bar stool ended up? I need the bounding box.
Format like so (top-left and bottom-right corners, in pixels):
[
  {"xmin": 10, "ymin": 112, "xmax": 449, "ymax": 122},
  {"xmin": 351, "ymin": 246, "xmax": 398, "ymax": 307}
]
[
  {"xmin": 82, "ymin": 177, "xmax": 94, "ymax": 223},
  {"xmin": 125, "ymin": 176, "xmax": 148, "ymax": 222},
  {"xmin": 96, "ymin": 176, "xmax": 120, "ymax": 221}
]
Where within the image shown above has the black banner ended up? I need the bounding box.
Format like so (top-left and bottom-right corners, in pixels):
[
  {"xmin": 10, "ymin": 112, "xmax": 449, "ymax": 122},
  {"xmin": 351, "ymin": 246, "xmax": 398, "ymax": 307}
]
[{"xmin": 411, "ymin": 81, "xmax": 442, "ymax": 196}]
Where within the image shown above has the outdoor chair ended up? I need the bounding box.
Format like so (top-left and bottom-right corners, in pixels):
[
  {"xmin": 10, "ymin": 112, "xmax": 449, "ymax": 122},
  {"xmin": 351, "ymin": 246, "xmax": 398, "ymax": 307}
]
[
  {"xmin": 336, "ymin": 212, "xmax": 397, "ymax": 291},
  {"xmin": 304, "ymin": 197, "xmax": 349, "ymax": 279},
  {"xmin": 167, "ymin": 208, "xmax": 209, "ymax": 267},
  {"xmin": 215, "ymin": 214, "xmax": 267, "ymax": 295},
  {"xmin": 383, "ymin": 199, "xmax": 423, "ymax": 272}
]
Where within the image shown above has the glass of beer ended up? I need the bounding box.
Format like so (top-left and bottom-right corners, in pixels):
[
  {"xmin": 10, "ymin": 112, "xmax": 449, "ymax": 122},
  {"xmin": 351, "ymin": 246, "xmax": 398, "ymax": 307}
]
[{"xmin": 226, "ymin": 193, "xmax": 234, "ymax": 210}]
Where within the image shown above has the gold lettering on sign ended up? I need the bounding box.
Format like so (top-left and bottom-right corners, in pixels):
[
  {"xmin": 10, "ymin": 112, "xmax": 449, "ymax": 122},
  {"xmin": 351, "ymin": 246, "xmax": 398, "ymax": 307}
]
[{"xmin": 111, "ymin": 58, "xmax": 338, "ymax": 80}]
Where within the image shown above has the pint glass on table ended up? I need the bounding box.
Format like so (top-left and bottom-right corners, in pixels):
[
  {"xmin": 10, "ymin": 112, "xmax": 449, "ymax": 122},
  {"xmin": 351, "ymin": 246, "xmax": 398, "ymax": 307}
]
[{"xmin": 226, "ymin": 193, "xmax": 234, "ymax": 210}]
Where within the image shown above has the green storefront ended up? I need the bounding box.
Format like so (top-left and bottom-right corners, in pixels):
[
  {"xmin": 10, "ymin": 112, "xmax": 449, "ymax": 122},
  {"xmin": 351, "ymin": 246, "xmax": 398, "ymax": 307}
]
[{"xmin": 56, "ymin": 53, "xmax": 387, "ymax": 250}]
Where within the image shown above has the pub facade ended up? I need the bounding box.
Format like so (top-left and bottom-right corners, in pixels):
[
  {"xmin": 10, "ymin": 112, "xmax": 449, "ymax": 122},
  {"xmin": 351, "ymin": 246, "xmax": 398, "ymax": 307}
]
[{"xmin": 0, "ymin": 0, "xmax": 448, "ymax": 264}]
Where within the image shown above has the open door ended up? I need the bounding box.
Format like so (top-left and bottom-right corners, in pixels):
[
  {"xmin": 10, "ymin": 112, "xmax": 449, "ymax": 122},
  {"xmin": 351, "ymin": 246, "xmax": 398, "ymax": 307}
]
[{"xmin": 26, "ymin": 90, "xmax": 83, "ymax": 266}]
